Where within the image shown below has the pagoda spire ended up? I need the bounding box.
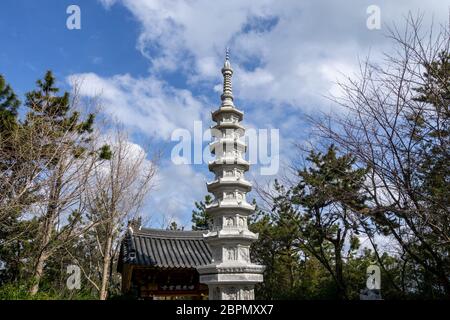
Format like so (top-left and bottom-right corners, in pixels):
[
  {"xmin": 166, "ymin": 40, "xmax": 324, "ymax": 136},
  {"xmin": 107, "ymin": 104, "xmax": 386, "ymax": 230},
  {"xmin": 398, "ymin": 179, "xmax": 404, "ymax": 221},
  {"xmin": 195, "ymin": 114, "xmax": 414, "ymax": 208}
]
[{"xmin": 221, "ymin": 48, "xmax": 234, "ymax": 106}]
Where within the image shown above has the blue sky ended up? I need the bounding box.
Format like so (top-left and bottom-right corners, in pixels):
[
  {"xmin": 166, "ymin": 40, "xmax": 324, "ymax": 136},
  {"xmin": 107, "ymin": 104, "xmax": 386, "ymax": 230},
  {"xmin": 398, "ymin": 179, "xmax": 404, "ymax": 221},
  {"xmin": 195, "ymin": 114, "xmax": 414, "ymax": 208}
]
[
  {"xmin": 1, "ymin": 0, "xmax": 448, "ymax": 228},
  {"xmin": 0, "ymin": 1, "xmax": 147, "ymax": 95}
]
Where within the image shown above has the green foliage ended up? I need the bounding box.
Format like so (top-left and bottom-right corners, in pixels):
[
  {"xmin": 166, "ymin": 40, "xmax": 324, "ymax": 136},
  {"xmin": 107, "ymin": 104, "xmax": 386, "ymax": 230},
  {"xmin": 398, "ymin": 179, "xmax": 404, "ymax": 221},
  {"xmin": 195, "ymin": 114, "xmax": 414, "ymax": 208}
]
[
  {"xmin": 250, "ymin": 202, "xmax": 304, "ymax": 299},
  {"xmin": 415, "ymin": 51, "xmax": 450, "ymax": 111},
  {"xmin": 0, "ymin": 282, "xmax": 97, "ymax": 300},
  {"xmin": 99, "ymin": 144, "xmax": 113, "ymax": 160},
  {"xmin": 24, "ymin": 71, "xmax": 95, "ymax": 154},
  {"xmin": 0, "ymin": 219, "xmax": 39, "ymax": 285},
  {"xmin": 412, "ymin": 50, "xmax": 450, "ymax": 231},
  {"xmin": 168, "ymin": 221, "xmax": 181, "ymax": 230},
  {"xmin": 191, "ymin": 195, "xmax": 213, "ymax": 230},
  {"xmin": 0, "ymin": 74, "xmax": 20, "ymax": 130},
  {"xmin": 0, "ymin": 283, "xmax": 57, "ymax": 300},
  {"xmin": 290, "ymin": 146, "xmax": 368, "ymax": 299},
  {"xmin": 396, "ymin": 51, "xmax": 450, "ymax": 297}
]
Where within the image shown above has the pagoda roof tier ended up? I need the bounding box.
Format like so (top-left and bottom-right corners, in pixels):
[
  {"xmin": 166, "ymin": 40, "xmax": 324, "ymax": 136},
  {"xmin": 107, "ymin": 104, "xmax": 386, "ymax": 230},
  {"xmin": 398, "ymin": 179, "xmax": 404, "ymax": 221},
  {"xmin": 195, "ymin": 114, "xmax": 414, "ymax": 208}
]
[
  {"xmin": 206, "ymin": 200, "xmax": 255, "ymax": 210},
  {"xmin": 211, "ymin": 106, "xmax": 244, "ymax": 122},
  {"xmin": 211, "ymin": 122, "xmax": 245, "ymax": 133},
  {"xmin": 205, "ymin": 201, "xmax": 255, "ymax": 216},
  {"xmin": 209, "ymin": 138, "xmax": 247, "ymax": 154},
  {"xmin": 206, "ymin": 178, "xmax": 252, "ymax": 193},
  {"xmin": 202, "ymin": 229, "xmax": 259, "ymax": 242},
  {"xmin": 208, "ymin": 157, "xmax": 249, "ymax": 171},
  {"xmin": 197, "ymin": 264, "xmax": 265, "ymax": 277}
]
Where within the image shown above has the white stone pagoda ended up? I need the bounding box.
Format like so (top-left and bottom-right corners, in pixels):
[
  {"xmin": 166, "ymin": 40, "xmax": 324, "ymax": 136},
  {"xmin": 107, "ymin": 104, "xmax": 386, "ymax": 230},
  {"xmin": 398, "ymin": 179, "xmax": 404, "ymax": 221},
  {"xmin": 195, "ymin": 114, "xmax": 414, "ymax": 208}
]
[{"xmin": 197, "ymin": 50, "xmax": 264, "ymax": 300}]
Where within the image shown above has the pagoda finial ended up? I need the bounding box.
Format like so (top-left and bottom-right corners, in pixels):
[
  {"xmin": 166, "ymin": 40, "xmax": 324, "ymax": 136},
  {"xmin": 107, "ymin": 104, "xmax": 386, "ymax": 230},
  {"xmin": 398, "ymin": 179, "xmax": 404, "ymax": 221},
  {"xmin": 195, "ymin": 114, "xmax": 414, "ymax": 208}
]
[{"xmin": 221, "ymin": 47, "xmax": 233, "ymax": 105}]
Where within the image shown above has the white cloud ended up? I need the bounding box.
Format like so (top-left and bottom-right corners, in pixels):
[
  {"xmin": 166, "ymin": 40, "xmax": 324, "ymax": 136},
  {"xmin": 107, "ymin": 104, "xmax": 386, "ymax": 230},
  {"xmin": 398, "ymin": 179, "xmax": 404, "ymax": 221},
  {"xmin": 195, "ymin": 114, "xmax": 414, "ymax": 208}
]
[
  {"xmin": 67, "ymin": 73, "xmax": 207, "ymax": 141},
  {"xmin": 120, "ymin": 0, "xmax": 274, "ymax": 75},
  {"xmin": 100, "ymin": 0, "xmax": 449, "ymax": 110},
  {"xmin": 98, "ymin": 0, "xmax": 117, "ymax": 9},
  {"xmin": 149, "ymin": 162, "xmax": 208, "ymax": 229}
]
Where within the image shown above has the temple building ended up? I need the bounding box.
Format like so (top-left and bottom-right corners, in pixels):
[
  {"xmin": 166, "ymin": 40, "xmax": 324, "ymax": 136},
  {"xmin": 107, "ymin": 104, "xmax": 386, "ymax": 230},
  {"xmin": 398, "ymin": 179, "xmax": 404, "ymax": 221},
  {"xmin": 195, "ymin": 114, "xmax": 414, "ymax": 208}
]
[
  {"xmin": 118, "ymin": 51, "xmax": 264, "ymax": 300},
  {"xmin": 118, "ymin": 225, "xmax": 210, "ymax": 299}
]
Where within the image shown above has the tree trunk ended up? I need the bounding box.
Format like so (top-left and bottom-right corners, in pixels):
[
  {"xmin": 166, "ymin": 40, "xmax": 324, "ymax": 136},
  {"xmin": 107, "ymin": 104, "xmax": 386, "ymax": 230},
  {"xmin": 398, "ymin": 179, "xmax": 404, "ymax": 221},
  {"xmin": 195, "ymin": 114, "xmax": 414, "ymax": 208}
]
[
  {"xmin": 30, "ymin": 210, "xmax": 55, "ymax": 295},
  {"xmin": 334, "ymin": 241, "xmax": 348, "ymax": 300},
  {"xmin": 29, "ymin": 250, "xmax": 50, "ymax": 295},
  {"xmin": 29, "ymin": 170, "xmax": 61, "ymax": 296},
  {"xmin": 99, "ymin": 234, "xmax": 113, "ymax": 300}
]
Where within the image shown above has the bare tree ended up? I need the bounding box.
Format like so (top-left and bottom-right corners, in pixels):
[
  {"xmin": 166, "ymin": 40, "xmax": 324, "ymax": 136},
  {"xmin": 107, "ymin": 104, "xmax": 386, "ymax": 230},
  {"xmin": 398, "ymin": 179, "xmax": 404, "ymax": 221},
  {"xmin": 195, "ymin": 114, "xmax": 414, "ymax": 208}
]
[
  {"xmin": 82, "ymin": 125, "xmax": 157, "ymax": 300},
  {"xmin": 28, "ymin": 129, "xmax": 101, "ymax": 295},
  {"xmin": 312, "ymin": 14, "xmax": 450, "ymax": 295}
]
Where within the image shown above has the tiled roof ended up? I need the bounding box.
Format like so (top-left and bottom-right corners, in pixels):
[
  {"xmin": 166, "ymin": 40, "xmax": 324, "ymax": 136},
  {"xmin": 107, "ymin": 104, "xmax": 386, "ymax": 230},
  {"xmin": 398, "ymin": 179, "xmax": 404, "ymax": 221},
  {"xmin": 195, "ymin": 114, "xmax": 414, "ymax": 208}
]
[{"xmin": 120, "ymin": 227, "xmax": 212, "ymax": 269}]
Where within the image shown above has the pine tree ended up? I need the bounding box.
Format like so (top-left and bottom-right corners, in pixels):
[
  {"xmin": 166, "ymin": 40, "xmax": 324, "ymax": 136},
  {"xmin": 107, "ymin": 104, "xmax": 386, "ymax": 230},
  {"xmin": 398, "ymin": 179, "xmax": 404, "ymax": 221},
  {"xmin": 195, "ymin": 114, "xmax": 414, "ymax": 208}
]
[
  {"xmin": 289, "ymin": 145, "xmax": 368, "ymax": 299},
  {"xmin": 24, "ymin": 71, "xmax": 98, "ymax": 295},
  {"xmin": 0, "ymin": 75, "xmax": 20, "ymax": 130},
  {"xmin": 168, "ymin": 221, "xmax": 181, "ymax": 230},
  {"xmin": 250, "ymin": 195, "xmax": 303, "ymax": 299},
  {"xmin": 0, "ymin": 75, "xmax": 27, "ymax": 286},
  {"xmin": 406, "ymin": 51, "xmax": 450, "ymax": 296},
  {"xmin": 191, "ymin": 195, "xmax": 213, "ymax": 230}
]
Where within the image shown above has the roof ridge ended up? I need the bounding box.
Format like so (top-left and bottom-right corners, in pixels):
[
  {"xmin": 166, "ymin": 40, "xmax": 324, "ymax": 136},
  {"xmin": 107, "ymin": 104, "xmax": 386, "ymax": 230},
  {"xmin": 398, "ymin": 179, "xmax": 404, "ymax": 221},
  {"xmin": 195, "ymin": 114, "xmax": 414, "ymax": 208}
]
[{"xmin": 132, "ymin": 227, "xmax": 208, "ymax": 239}]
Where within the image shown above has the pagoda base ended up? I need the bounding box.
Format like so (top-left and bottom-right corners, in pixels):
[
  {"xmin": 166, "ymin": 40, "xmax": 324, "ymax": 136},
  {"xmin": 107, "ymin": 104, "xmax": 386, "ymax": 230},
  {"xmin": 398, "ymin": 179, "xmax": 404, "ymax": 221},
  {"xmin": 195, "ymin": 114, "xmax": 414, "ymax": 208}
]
[
  {"xmin": 197, "ymin": 263, "xmax": 264, "ymax": 300},
  {"xmin": 207, "ymin": 284, "xmax": 256, "ymax": 300}
]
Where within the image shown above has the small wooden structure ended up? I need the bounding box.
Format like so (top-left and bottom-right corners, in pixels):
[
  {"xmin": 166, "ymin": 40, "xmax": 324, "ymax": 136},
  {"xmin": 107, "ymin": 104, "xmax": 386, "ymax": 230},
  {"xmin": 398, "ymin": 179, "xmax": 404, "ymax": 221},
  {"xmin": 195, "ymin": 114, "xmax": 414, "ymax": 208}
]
[{"xmin": 118, "ymin": 226, "xmax": 211, "ymax": 300}]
